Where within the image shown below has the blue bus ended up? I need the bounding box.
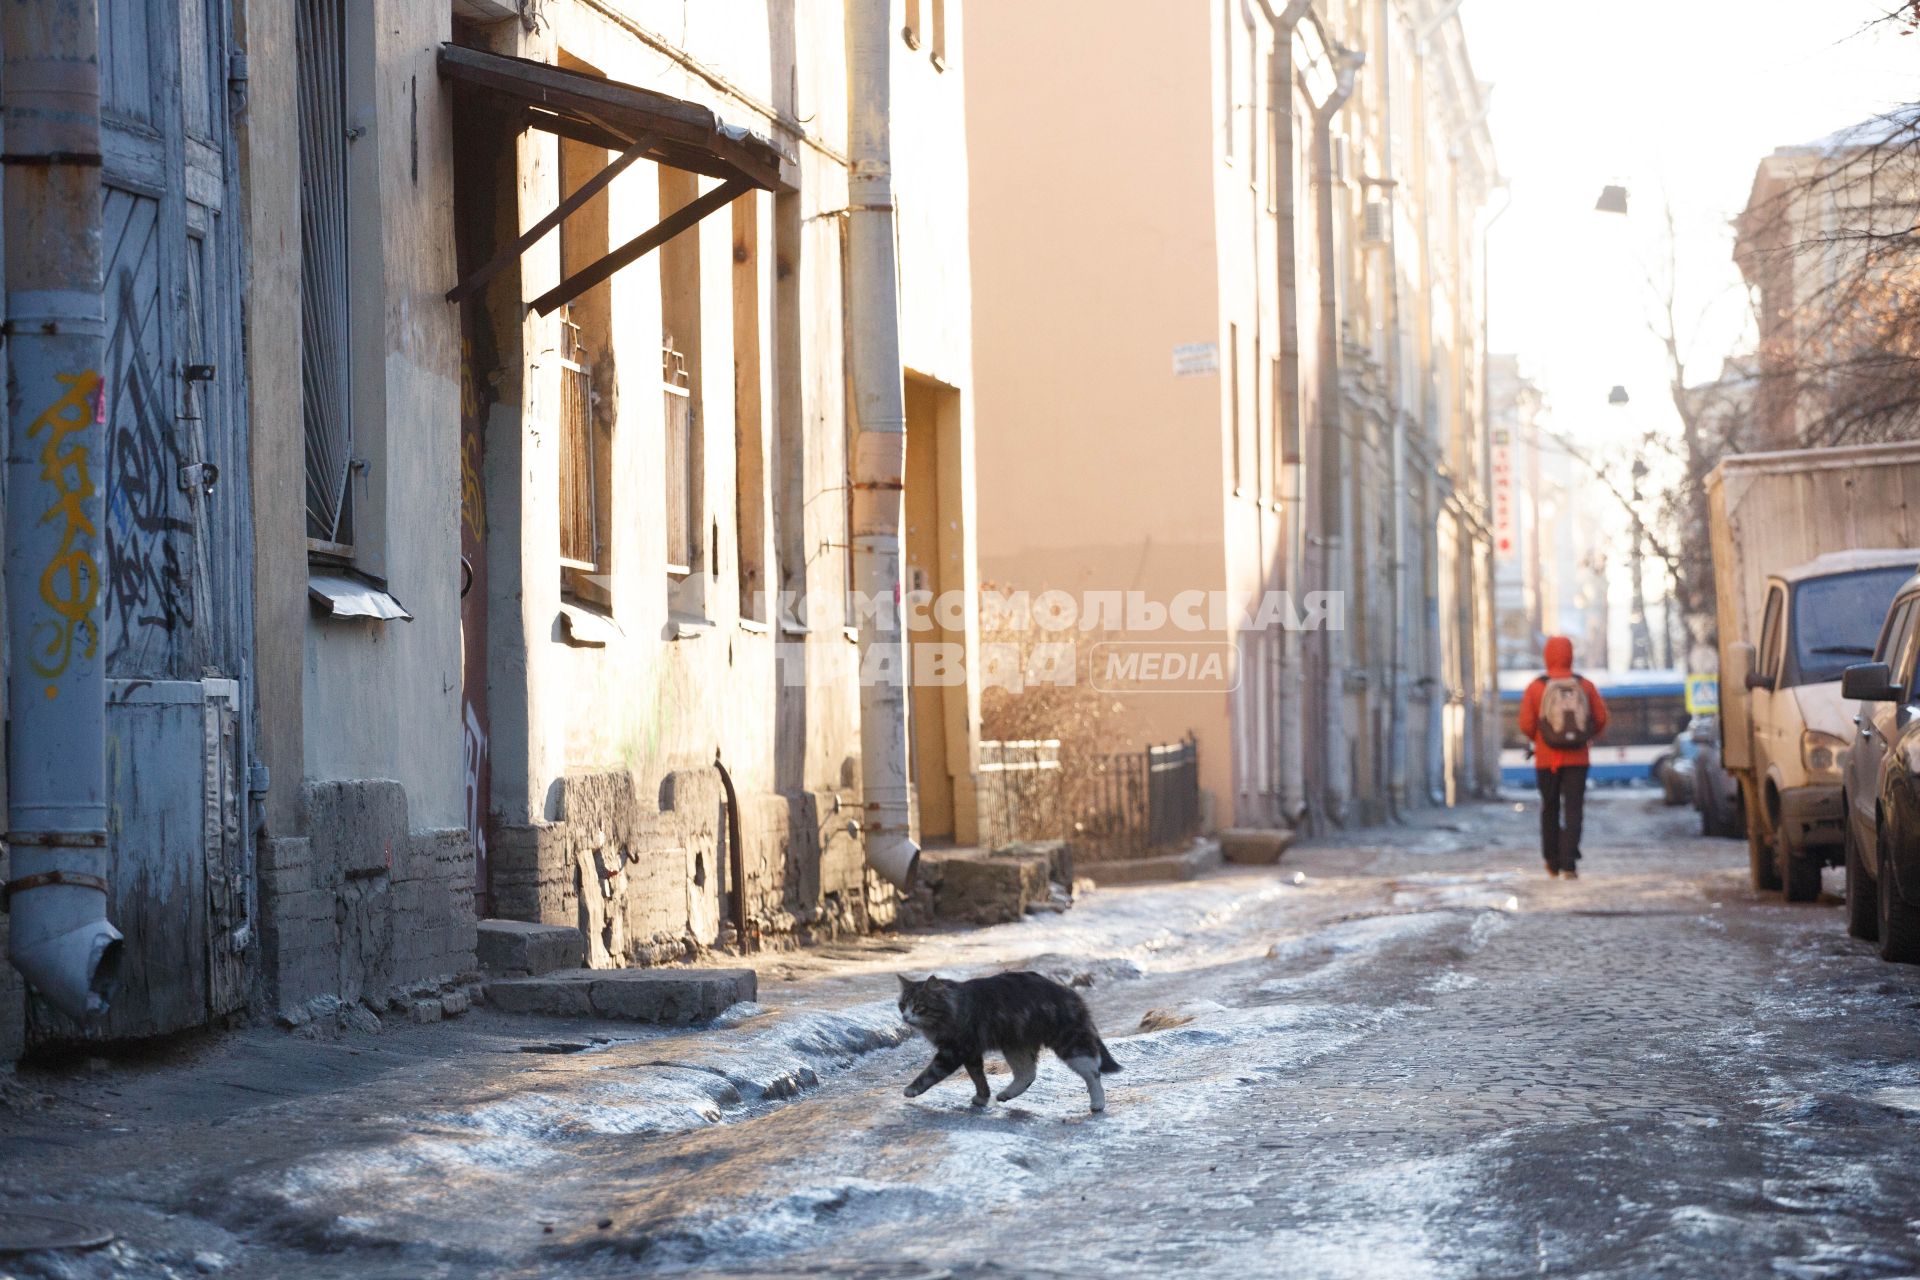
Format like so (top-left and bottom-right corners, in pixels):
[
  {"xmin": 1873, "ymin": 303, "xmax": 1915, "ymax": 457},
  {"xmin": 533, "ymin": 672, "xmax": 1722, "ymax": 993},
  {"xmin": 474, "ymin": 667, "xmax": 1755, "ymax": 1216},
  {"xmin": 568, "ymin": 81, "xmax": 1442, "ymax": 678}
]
[{"xmin": 1498, "ymin": 669, "xmax": 1689, "ymax": 787}]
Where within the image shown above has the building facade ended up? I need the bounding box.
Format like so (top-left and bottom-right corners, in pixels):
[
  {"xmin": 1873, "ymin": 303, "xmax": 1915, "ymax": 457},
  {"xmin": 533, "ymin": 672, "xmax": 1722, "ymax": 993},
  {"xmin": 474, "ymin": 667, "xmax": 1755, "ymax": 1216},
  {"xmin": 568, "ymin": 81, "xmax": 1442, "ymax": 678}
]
[
  {"xmin": 965, "ymin": 0, "xmax": 1498, "ymax": 831},
  {"xmin": 2, "ymin": 0, "xmax": 981, "ymax": 1057}
]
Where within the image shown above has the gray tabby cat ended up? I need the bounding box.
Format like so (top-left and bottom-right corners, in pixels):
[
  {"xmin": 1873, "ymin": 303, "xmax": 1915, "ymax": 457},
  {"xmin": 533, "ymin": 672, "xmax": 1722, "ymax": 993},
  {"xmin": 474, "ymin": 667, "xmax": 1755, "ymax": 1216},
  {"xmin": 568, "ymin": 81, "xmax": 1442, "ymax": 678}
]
[{"xmin": 897, "ymin": 971, "xmax": 1122, "ymax": 1112}]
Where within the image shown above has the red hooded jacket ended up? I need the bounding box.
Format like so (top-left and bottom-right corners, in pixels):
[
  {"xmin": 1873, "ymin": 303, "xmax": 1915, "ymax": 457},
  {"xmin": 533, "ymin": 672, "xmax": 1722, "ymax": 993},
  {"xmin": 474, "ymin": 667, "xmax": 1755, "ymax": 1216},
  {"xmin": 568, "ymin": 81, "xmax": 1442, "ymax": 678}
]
[{"xmin": 1517, "ymin": 635, "xmax": 1609, "ymax": 771}]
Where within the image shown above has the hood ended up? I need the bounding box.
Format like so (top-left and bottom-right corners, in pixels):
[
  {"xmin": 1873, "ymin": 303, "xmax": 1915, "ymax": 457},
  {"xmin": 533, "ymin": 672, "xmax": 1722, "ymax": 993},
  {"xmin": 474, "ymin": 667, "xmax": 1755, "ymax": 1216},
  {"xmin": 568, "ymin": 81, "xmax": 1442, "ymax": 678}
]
[{"xmin": 1543, "ymin": 635, "xmax": 1574, "ymax": 676}]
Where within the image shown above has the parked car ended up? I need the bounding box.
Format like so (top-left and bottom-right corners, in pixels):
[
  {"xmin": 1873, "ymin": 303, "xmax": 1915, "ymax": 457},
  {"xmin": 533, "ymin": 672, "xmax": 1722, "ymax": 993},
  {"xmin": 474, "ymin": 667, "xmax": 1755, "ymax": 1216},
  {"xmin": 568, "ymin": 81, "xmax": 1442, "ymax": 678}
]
[
  {"xmin": 1724, "ymin": 550, "xmax": 1916, "ymax": 900},
  {"xmin": 1691, "ymin": 714, "xmax": 1745, "ymax": 839},
  {"xmin": 1841, "ymin": 569, "xmax": 1920, "ymax": 963},
  {"xmin": 1652, "ymin": 721, "xmax": 1700, "ymax": 806}
]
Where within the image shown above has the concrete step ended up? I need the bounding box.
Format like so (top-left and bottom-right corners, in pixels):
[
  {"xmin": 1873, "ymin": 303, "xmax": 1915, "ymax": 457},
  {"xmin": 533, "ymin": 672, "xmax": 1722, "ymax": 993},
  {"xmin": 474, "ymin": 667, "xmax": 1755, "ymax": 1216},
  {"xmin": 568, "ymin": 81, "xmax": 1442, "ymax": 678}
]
[
  {"xmin": 475, "ymin": 919, "xmax": 586, "ymax": 978},
  {"xmin": 917, "ymin": 848, "xmax": 1052, "ymax": 924},
  {"xmin": 1077, "ymin": 839, "xmax": 1223, "ymax": 887},
  {"xmin": 484, "ymin": 967, "xmax": 756, "ymax": 1025},
  {"xmin": 1218, "ymin": 827, "xmax": 1297, "ymax": 865}
]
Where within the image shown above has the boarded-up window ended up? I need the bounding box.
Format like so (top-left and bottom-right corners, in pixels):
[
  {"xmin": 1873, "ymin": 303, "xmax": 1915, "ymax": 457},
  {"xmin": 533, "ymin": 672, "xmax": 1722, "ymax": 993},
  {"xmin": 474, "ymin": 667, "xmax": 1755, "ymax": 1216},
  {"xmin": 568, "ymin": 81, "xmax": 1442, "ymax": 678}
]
[
  {"xmin": 732, "ymin": 193, "xmax": 768, "ymax": 621},
  {"xmin": 299, "ymin": 0, "xmax": 353, "ymax": 546},
  {"xmin": 557, "ymin": 314, "xmax": 601, "ymax": 575},
  {"xmin": 665, "ymin": 341, "xmax": 696, "ymax": 574},
  {"xmin": 660, "ymin": 166, "xmax": 704, "ymax": 586},
  {"xmin": 557, "ymin": 124, "xmax": 614, "ymax": 604}
]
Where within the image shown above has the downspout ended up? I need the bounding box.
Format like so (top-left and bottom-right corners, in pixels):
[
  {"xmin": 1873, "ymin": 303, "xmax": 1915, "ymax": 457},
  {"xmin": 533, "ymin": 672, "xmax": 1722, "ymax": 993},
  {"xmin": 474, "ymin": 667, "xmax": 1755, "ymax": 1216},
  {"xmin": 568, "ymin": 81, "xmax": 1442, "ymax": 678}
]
[
  {"xmin": 1312, "ymin": 45, "xmax": 1363, "ymax": 828},
  {"xmin": 3, "ymin": 0, "xmax": 124, "ymax": 1020},
  {"xmin": 1269, "ymin": 0, "xmax": 1311, "ymax": 828},
  {"xmin": 1377, "ymin": 0, "xmax": 1409, "ymax": 821},
  {"xmin": 844, "ymin": 0, "xmax": 918, "ymax": 889},
  {"xmin": 1478, "ymin": 183, "xmax": 1510, "ymax": 797}
]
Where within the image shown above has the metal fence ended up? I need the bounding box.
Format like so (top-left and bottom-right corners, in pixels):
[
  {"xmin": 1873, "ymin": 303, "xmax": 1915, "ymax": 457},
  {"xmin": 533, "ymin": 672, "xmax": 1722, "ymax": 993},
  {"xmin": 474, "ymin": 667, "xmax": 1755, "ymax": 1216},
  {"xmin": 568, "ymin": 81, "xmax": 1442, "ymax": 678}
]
[
  {"xmin": 1076, "ymin": 735, "xmax": 1200, "ymax": 861},
  {"xmin": 978, "ymin": 738, "xmax": 1065, "ymax": 853},
  {"xmin": 978, "ymin": 734, "xmax": 1200, "ymax": 863}
]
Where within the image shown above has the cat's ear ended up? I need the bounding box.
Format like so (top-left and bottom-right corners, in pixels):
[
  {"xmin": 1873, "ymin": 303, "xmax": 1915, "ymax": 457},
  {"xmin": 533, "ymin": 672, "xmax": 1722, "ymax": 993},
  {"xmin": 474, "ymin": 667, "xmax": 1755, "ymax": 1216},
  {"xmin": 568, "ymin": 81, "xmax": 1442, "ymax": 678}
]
[{"xmin": 896, "ymin": 973, "xmax": 914, "ymax": 991}]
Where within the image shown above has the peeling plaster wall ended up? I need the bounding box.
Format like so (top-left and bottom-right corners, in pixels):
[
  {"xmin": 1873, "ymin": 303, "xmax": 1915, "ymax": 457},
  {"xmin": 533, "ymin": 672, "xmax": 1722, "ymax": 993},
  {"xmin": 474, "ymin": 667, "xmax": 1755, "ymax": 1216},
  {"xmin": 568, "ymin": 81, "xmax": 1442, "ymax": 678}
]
[
  {"xmin": 260, "ymin": 782, "xmax": 476, "ymax": 1011},
  {"xmin": 491, "ymin": 769, "xmax": 891, "ymax": 966},
  {"xmin": 464, "ymin": 0, "xmax": 976, "ymax": 956}
]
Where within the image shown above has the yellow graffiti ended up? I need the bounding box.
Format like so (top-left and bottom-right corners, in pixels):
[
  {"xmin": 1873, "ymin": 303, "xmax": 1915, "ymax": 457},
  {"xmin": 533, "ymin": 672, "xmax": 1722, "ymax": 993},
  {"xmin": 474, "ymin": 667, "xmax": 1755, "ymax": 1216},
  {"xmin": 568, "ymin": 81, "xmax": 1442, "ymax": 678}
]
[
  {"xmin": 28, "ymin": 370, "xmax": 103, "ymax": 691},
  {"xmin": 459, "ymin": 338, "xmax": 487, "ymax": 543},
  {"xmin": 461, "ymin": 432, "xmax": 486, "ymax": 544}
]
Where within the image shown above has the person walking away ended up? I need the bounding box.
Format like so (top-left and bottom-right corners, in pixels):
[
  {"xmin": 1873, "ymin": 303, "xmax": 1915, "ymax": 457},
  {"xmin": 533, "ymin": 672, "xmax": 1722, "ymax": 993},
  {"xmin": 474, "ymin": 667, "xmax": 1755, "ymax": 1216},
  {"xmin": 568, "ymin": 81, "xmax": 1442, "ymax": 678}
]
[{"xmin": 1518, "ymin": 636, "xmax": 1609, "ymax": 878}]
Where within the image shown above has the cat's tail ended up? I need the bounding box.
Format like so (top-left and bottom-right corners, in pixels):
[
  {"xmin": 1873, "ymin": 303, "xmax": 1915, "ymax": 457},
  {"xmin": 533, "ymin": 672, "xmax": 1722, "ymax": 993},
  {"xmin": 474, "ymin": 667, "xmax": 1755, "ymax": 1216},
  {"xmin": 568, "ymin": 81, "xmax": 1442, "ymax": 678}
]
[{"xmin": 1097, "ymin": 1040, "xmax": 1122, "ymax": 1074}]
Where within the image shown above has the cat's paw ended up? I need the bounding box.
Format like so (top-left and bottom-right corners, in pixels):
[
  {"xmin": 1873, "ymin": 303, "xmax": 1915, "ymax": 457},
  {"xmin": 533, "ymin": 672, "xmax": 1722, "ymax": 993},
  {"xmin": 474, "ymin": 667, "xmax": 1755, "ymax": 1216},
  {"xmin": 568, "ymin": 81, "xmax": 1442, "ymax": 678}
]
[
  {"xmin": 970, "ymin": 1094, "xmax": 990, "ymax": 1107},
  {"xmin": 903, "ymin": 1083, "xmax": 926, "ymax": 1098}
]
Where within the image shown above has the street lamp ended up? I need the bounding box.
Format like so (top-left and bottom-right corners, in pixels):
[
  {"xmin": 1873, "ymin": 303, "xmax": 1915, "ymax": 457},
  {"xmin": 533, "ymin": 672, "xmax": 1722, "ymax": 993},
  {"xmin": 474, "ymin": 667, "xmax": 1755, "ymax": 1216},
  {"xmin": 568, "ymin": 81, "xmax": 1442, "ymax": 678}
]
[
  {"xmin": 1608, "ymin": 385, "xmax": 1630, "ymax": 405},
  {"xmin": 1595, "ymin": 184, "xmax": 1629, "ymax": 215}
]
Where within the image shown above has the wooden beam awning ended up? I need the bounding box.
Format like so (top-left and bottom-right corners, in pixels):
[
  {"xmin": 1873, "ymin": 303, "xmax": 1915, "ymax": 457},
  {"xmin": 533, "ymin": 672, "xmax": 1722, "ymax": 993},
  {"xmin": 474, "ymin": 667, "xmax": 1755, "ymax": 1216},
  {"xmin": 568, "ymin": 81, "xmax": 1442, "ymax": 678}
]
[{"xmin": 438, "ymin": 43, "xmax": 790, "ymax": 315}]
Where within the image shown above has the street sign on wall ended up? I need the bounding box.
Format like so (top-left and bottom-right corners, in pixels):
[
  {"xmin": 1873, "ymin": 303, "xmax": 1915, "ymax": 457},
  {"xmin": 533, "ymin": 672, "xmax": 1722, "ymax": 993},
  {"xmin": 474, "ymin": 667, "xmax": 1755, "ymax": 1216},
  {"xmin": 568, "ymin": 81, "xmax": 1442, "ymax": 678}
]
[{"xmin": 1492, "ymin": 426, "xmax": 1518, "ymax": 560}]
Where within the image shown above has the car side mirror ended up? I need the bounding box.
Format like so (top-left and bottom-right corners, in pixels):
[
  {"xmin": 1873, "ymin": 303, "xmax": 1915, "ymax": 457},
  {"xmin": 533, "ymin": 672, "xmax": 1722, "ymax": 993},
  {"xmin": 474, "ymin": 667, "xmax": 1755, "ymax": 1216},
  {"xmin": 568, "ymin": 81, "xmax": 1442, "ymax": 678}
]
[
  {"xmin": 1842, "ymin": 662, "xmax": 1902, "ymax": 703},
  {"xmin": 1744, "ymin": 670, "xmax": 1776, "ymax": 692}
]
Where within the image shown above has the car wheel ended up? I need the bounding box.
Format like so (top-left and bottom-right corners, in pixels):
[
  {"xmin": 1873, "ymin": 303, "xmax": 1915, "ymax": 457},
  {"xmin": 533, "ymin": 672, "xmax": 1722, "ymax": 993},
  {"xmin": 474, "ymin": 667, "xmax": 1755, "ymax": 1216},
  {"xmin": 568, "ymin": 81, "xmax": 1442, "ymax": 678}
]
[
  {"xmin": 1778, "ymin": 821, "xmax": 1822, "ymax": 903},
  {"xmin": 1846, "ymin": 813, "xmax": 1879, "ymax": 941},
  {"xmin": 1877, "ymin": 822, "xmax": 1920, "ymax": 964}
]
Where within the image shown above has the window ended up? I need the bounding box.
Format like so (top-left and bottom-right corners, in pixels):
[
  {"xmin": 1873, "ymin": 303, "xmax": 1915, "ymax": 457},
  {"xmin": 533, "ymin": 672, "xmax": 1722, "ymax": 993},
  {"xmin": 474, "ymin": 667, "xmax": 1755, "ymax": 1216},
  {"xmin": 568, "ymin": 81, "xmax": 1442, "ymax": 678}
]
[
  {"xmin": 660, "ymin": 166, "xmax": 705, "ymax": 591},
  {"xmin": 1252, "ymin": 333, "xmax": 1263, "ymax": 497},
  {"xmin": 300, "ymin": 0, "xmax": 353, "ymax": 550},
  {"xmin": 664, "ymin": 341, "xmax": 696, "ymax": 575},
  {"xmin": 558, "ymin": 127, "xmax": 614, "ymax": 605},
  {"xmin": 1873, "ymin": 599, "xmax": 1911, "ymax": 663},
  {"xmin": 1758, "ymin": 585, "xmax": 1784, "ymax": 680},
  {"xmin": 1272, "ymin": 353, "xmax": 1290, "ymax": 496},
  {"xmin": 1221, "ymin": 2, "xmax": 1235, "ymax": 162},
  {"xmin": 1228, "ymin": 323, "xmax": 1247, "ymax": 494},
  {"xmin": 1789, "ymin": 566, "xmax": 1910, "ymax": 686},
  {"xmin": 732, "ymin": 192, "xmax": 768, "ymax": 622},
  {"xmin": 1266, "ymin": 49, "xmax": 1284, "ymax": 215}
]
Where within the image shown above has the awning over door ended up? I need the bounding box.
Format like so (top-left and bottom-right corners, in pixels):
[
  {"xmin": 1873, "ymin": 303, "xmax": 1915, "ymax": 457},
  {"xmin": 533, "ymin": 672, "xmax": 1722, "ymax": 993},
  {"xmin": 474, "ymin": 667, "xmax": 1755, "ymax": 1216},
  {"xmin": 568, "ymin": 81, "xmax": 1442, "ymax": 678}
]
[{"xmin": 437, "ymin": 43, "xmax": 791, "ymax": 316}]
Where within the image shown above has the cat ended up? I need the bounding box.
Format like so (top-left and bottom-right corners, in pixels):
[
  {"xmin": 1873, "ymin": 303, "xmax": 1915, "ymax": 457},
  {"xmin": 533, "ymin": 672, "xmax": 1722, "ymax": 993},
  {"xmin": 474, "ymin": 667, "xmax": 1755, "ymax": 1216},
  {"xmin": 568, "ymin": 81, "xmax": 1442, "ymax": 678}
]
[{"xmin": 896, "ymin": 971, "xmax": 1122, "ymax": 1113}]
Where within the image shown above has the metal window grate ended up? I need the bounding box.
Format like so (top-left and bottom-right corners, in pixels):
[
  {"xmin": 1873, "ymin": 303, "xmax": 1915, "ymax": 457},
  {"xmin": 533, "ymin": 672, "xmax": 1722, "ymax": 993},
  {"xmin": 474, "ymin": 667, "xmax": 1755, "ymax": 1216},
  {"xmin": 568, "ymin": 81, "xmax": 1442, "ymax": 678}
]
[{"xmin": 299, "ymin": 0, "xmax": 353, "ymax": 543}]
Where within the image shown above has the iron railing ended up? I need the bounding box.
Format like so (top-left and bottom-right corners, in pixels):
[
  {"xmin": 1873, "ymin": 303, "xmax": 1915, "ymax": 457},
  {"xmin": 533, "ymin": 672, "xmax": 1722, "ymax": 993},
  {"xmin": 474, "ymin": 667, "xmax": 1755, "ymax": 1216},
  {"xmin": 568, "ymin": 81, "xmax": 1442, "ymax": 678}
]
[
  {"xmin": 979, "ymin": 734, "xmax": 1200, "ymax": 862},
  {"xmin": 1077, "ymin": 735, "xmax": 1200, "ymax": 861}
]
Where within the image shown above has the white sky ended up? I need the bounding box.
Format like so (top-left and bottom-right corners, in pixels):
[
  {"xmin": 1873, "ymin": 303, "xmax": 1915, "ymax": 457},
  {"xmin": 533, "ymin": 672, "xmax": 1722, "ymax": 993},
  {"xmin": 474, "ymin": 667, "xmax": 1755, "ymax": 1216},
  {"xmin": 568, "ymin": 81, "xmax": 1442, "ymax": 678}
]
[{"xmin": 1463, "ymin": 0, "xmax": 1919, "ymax": 656}]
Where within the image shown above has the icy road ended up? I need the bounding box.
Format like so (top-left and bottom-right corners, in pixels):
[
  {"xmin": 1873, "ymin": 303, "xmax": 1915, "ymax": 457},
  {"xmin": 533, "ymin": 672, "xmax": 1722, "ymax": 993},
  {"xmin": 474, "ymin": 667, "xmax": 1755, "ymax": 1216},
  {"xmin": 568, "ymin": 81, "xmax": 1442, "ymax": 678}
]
[{"xmin": 8, "ymin": 792, "xmax": 1920, "ymax": 1279}]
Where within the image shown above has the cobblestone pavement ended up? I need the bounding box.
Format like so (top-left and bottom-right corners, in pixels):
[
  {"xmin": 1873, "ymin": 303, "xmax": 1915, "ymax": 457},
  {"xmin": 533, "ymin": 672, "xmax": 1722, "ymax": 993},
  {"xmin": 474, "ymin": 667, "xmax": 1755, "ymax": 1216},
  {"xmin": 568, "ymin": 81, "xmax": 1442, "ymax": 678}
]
[{"xmin": 7, "ymin": 790, "xmax": 1920, "ymax": 1279}]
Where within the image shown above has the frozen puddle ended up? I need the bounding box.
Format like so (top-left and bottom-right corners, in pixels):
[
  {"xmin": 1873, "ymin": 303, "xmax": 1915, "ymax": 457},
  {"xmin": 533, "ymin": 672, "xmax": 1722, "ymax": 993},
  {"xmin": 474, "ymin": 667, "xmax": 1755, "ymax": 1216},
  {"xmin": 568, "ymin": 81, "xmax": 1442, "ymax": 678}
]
[
  {"xmin": 621, "ymin": 997, "xmax": 1399, "ymax": 1271},
  {"xmin": 242, "ymin": 1000, "xmax": 916, "ymax": 1225}
]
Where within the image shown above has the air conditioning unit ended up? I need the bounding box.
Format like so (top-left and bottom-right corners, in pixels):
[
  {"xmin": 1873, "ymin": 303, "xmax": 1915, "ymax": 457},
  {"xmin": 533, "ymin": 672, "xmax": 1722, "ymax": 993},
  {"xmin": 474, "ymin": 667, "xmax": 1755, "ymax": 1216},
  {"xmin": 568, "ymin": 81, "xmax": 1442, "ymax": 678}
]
[{"xmin": 1362, "ymin": 198, "xmax": 1391, "ymax": 246}]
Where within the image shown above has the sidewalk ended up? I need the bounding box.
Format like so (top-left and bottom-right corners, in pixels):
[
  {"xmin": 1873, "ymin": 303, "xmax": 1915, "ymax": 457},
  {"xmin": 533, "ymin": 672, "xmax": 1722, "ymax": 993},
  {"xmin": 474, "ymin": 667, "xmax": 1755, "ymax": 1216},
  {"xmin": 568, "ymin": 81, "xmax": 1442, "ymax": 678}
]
[{"xmin": 0, "ymin": 805, "xmax": 1505, "ymax": 1278}]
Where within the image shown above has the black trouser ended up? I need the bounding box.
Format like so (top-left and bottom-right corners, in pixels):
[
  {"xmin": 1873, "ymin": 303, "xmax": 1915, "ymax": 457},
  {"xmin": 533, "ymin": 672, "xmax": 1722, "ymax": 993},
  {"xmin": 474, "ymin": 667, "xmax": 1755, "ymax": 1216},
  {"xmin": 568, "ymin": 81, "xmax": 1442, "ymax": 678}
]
[{"xmin": 1536, "ymin": 766, "xmax": 1588, "ymax": 872}]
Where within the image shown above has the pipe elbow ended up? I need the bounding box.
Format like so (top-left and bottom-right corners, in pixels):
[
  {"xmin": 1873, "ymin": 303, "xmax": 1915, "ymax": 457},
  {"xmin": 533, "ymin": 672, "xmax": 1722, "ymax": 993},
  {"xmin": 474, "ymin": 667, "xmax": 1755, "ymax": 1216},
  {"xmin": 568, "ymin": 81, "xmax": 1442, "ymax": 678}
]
[
  {"xmin": 9, "ymin": 907, "xmax": 122, "ymax": 1021},
  {"xmin": 864, "ymin": 831, "xmax": 920, "ymax": 891}
]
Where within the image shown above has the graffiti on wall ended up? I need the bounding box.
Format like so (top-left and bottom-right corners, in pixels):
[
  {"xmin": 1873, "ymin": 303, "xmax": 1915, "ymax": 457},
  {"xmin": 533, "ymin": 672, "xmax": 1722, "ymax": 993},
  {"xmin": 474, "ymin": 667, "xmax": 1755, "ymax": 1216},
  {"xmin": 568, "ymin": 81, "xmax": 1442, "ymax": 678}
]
[
  {"xmin": 103, "ymin": 271, "xmax": 195, "ymax": 673},
  {"xmin": 27, "ymin": 369, "xmax": 105, "ymax": 697}
]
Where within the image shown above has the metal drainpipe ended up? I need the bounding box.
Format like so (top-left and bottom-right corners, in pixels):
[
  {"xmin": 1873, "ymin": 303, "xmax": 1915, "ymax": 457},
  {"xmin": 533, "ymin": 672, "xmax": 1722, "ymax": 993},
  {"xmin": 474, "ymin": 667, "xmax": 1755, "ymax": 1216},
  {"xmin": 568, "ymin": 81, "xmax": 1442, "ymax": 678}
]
[
  {"xmin": 844, "ymin": 0, "xmax": 918, "ymax": 889},
  {"xmin": 3, "ymin": 0, "xmax": 124, "ymax": 1021},
  {"xmin": 1267, "ymin": 0, "xmax": 1311, "ymax": 828},
  {"xmin": 713, "ymin": 752, "xmax": 751, "ymax": 951},
  {"xmin": 1375, "ymin": 0, "xmax": 1410, "ymax": 822},
  {"xmin": 1312, "ymin": 46, "xmax": 1362, "ymax": 829}
]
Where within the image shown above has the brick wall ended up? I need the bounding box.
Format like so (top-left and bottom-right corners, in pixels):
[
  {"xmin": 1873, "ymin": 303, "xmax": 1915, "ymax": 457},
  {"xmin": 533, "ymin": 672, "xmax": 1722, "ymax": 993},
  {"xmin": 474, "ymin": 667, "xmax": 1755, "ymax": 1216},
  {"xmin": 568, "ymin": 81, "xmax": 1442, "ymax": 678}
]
[
  {"xmin": 490, "ymin": 767, "xmax": 895, "ymax": 966},
  {"xmin": 260, "ymin": 780, "xmax": 477, "ymax": 1012}
]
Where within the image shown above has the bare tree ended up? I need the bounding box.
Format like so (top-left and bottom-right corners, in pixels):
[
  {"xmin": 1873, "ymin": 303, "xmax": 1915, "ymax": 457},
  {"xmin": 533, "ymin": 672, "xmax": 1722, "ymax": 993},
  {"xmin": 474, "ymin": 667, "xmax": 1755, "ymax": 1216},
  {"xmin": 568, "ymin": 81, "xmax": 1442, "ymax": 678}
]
[{"xmin": 1737, "ymin": 106, "xmax": 1920, "ymax": 451}]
